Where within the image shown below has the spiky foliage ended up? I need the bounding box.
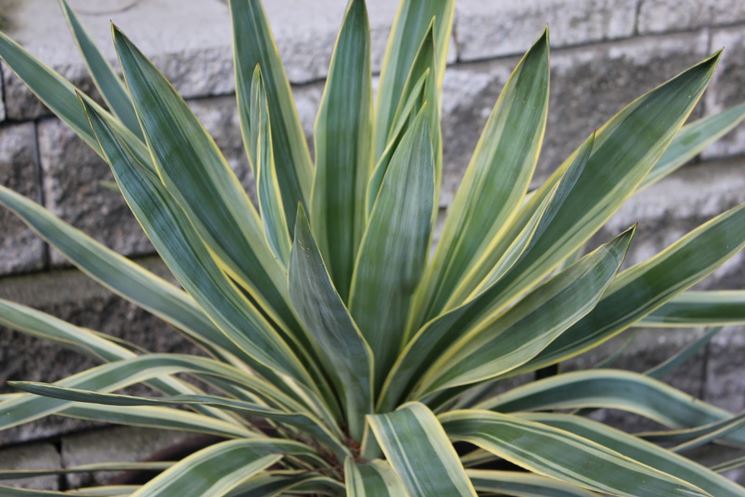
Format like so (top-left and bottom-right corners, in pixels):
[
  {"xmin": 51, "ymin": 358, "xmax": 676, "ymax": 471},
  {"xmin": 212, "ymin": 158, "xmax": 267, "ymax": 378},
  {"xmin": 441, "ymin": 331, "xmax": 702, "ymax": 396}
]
[{"xmin": 1, "ymin": 1, "xmax": 745, "ymax": 496}]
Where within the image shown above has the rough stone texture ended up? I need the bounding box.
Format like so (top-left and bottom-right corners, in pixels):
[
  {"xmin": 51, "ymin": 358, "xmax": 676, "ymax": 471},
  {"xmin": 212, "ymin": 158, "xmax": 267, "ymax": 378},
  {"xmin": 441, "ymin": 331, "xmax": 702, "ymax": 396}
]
[
  {"xmin": 0, "ymin": 442, "xmax": 61, "ymax": 489},
  {"xmin": 638, "ymin": 0, "xmax": 745, "ymax": 34},
  {"xmin": 704, "ymin": 27, "xmax": 745, "ymax": 159},
  {"xmin": 61, "ymin": 427, "xmax": 196, "ymax": 487},
  {"xmin": 455, "ymin": 0, "xmax": 638, "ymax": 61},
  {"xmin": 706, "ymin": 326, "xmax": 745, "ymax": 413},
  {"xmin": 599, "ymin": 158, "xmax": 745, "ymax": 284},
  {"xmin": 0, "ymin": 0, "xmax": 429, "ymax": 121},
  {"xmin": 0, "ymin": 258, "xmax": 198, "ymax": 445},
  {"xmin": 565, "ymin": 328, "xmax": 710, "ymax": 433},
  {"xmin": 37, "ymin": 117, "xmax": 152, "ymax": 266},
  {"xmin": 0, "ymin": 122, "xmax": 45, "ymax": 275},
  {"xmin": 440, "ymin": 31, "xmax": 709, "ymax": 203},
  {"xmin": 0, "ymin": 66, "xmax": 6, "ymax": 122}
]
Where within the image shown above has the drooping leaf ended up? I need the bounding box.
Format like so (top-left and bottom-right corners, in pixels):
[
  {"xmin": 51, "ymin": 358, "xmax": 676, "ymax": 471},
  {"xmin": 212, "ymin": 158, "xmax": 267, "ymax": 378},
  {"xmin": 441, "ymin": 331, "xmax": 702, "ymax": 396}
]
[
  {"xmin": 641, "ymin": 291, "xmax": 745, "ymax": 327},
  {"xmin": 524, "ymin": 412, "xmax": 745, "ymax": 497},
  {"xmin": 441, "ymin": 410, "xmax": 708, "ymax": 497},
  {"xmin": 467, "ymin": 470, "xmax": 598, "ymax": 497},
  {"xmin": 345, "ymin": 459, "xmax": 409, "ymax": 497}
]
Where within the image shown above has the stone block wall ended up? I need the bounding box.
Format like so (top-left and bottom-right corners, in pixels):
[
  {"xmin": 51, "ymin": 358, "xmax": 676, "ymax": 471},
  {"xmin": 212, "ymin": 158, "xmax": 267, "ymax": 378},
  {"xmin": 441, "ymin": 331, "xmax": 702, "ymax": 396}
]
[{"xmin": 1, "ymin": 0, "xmax": 745, "ymax": 486}]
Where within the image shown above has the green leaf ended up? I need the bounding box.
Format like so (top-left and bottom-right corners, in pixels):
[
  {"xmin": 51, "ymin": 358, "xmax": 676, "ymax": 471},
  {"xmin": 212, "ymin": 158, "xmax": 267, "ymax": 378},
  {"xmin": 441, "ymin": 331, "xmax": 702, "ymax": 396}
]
[
  {"xmin": 112, "ymin": 26, "xmax": 301, "ymax": 344},
  {"xmin": 441, "ymin": 410, "xmax": 708, "ymax": 497},
  {"xmin": 229, "ymin": 471, "xmax": 344, "ymax": 497},
  {"xmin": 411, "ymin": 30, "xmax": 550, "ymax": 329},
  {"xmin": 640, "ymin": 291, "xmax": 745, "ymax": 327},
  {"xmin": 368, "ymin": 403, "xmax": 478, "ymax": 497},
  {"xmin": 524, "ymin": 412, "xmax": 745, "ymax": 497},
  {"xmin": 0, "ymin": 462, "xmax": 172, "ymax": 480},
  {"xmin": 289, "ymin": 208, "xmax": 373, "ymax": 440},
  {"xmin": 646, "ymin": 327, "xmax": 722, "ymax": 380},
  {"xmin": 467, "ymin": 470, "xmax": 598, "ymax": 497},
  {"xmin": 124, "ymin": 439, "xmax": 290, "ymax": 497},
  {"xmin": 59, "ymin": 404, "xmax": 254, "ymax": 438},
  {"xmin": 59, "ymin": 0, "xmax": 141, "ymax": 137},
  {"xmin": 374, "ymin": 0, "xmax": 454, "ymax": 158},
  {"xmin": 376, "ymin": 139, "xmax": 593, "ymax": 412},
  {"xmin": 345, "ymin": 459, "xmax": 409, "ymax": 497},
  {"xmin": 349, "ymin": 109, "xmax": 436, "ymax": 385},
  {"xmin": 415, "ymin": 227, "xmax": 632, "ymax": 394},
  {"xmin": 642, "ymin": 101, "xmax": 745, "ymax": 188},
  {"xmin": 480, "ymin": 369, "xmax": 745, "ymax": 445},
  {"xmin": 0, "ymin": 354, "xmax": 263, "ymax": 434},
  {"xmin": 0, "ymin": 185, "xmax": 234, "ymax": 358},
  {"xmin": 457, "ymin": 53, "xmax": 719, "ymax": 324},
  {"xmin": 249, "ymin": 66, "xmax": 291, "ymax": 264},
  {"xmin": 311, "ymin": 0, "xmax": 373, "ymax": 300},
  {"xmin": 10, "ymin": 382, "xmax": 348, "ymax": 461},
  {"xmin": 83, "ymin": 97, "xmax": 324, "ymax": 406},
  {"xmin": 230, "ymin": 0, "xmax": 312, "ymax": 228},
  {"xmin": 0, "ymin": 29, "xmax": 149, "ymax": 164},
  {"xmin": 524, "ymin": 201, "xmax": 745, "ymax": 373},
  {"xmin": 0, "ymin": 298, "xmax": 237, "ymax": 424}
]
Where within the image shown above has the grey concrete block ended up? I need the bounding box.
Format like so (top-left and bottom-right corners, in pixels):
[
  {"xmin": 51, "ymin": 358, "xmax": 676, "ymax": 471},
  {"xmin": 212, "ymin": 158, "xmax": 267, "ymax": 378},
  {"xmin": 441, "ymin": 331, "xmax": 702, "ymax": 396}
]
[
  {"xmin": 703, "ymin": 27, "xmax": 745, "ymax": 160},
  {"xmin": 599, "ymin": 158, "xmax": 745, "ymax": 286},
  {"xmin": 0, "ymin": 442, "xmax": 62, "ymax": 490},
  {"xmin": 0, "ymin": 0, "xmax": 407, "ymax": 121},
  {"xmin": 0, "ymin": 258, "xmax": 198, "ymax": 445},
  {"xmin": 439, "ymin": 31, "xmax": 709, "ymax": 204},
  {"xmin": 705, "ymin": 326, "xmax": 745, "ymax": 413},
  {"xmin": 37, "ymin": 118, "xmax": 152, "ymax": 265},
  {"xmin": 61, "ymin": 426, "xmax": 195, "ymax": 487},
  {"xmin": 0, "ymin": 122, "xmax": 45, "ymax": 275},
  {"xmin": 638, "ymin": 0, "xmax": 745, "ymax": 35},
  {"xmin": 455, "ymin": 0, "xmax": 637, "ymax": 61},
  {"xmin": 0, "ymin": 64, "xmax": 5, "ymax": 122}
]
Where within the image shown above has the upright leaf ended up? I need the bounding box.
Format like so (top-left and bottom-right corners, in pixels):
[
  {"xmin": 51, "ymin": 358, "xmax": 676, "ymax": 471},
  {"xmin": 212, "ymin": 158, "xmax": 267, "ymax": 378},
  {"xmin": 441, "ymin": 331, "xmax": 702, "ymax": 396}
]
[
  {"xmin": 289, "ymin": 208, "xmax": 374, "ymax": 440},
  {"xmin": 453, "ymin": 53, "xmax": 720, "ymax": 322},
  {"xmin": 59, "ymin": 0, "xmax": 141, "ymax": 137},
  {"xmin": 230, "ymin": 0, "xmax": 312, "ymax": 227},
  {"xmin": 248, "ymin": 66, "xmax": 291, "ymax": 264},
  {"xmin": 410, "ymin": 31, "xmax": 550, "ymax": 330},
  {"xmin": 368, "ymin": 403, "xmax": 478, "ymax": 497},
  {"xmin": 374, "ymin": 0, "xmax": 454, "ymax": 158},
  {"xmin": 415, "ymin": 227, "xmax": 631, "ymax": 394},
  {"xmin": 112, "ymin": 27, "xmax": 299, "ymax": 341},
  {"xmin": 312, "ymin": 0, "xmax": 373, "ymax": 300},
  {"xmin": 349, "ymin": 110, "xmax": 435, "ymax": 385}
]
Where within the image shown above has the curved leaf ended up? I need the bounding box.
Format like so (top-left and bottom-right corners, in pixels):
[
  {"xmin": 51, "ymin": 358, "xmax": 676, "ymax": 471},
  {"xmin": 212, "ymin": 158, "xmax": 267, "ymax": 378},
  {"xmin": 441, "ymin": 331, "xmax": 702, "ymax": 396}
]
[
  {"xmin": 367, "ymin": 402, "xmax": 477, "ymax": 497},
  {"xmin": 441, "ymin": 410, "xmax": 707, "ymax": 497},
  {"xmin": 467, "ymin": 470, "xmax": 598, "ymax": 497},
  {"xmin": 641, "ymin": 291, "xmax": 745, "ymax": 327},
  {"xmin": 345, "ymin": 459, "xmax": 409, "ymax": 497}
]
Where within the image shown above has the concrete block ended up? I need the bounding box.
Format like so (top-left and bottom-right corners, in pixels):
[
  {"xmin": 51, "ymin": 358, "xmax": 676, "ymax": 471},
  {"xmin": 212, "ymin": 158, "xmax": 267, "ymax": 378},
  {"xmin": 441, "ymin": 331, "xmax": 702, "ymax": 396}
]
[
  {"xmin": 705, "ymin": 326, "xmax": 745, "ymax": 414},
  {"xmin": 638, "ymin": 0, "xmax": 745, "ymax": 34},
  {"xmin": 0, "ymin": 442, "xmax": 61, "ymax": 490},
  {"xmin": 0, "ymin": 258, "xmax": 198, "ymax": 445},
  {"xmin": 61, "ymin": 426, "xmax": 196, "ymax": 487},
  {"xmin": 37, "ymin": 118, "xmax": 152, "ymax": 265},
  {"xmin": 455, "ymin": 0, "xmax": 637, "ymax": 61},
  {"xmin": 0, "ymin": 122, "xmax": 45, "ymax": 275},
  {"xmin": 0, "ymin": 0, "xmax": 406, "ymax": 121},
  {"xmin": 703, "ymin": 27, "xmax": 745, "ymax": 159}
]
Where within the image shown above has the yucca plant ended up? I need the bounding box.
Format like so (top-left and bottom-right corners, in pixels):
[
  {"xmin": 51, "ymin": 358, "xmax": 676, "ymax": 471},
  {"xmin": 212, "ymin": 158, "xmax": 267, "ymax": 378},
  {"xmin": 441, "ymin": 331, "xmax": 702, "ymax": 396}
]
[{"xmin": 2, "ymin": 0, "xmax": 745, "ymax": 495}]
